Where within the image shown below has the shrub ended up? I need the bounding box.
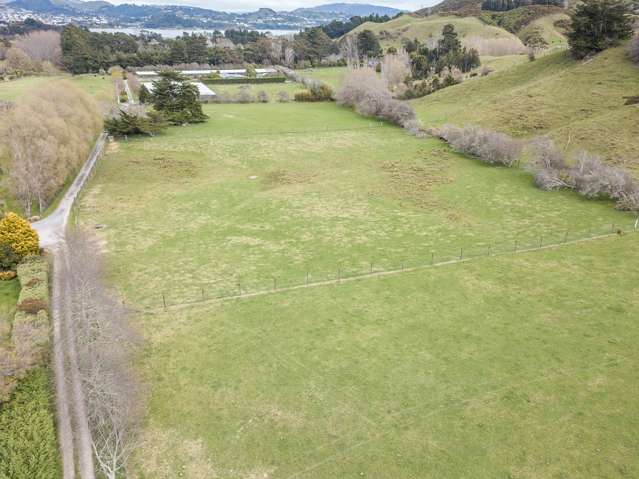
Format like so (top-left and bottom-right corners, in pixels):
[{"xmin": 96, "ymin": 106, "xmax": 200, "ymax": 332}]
[
  {"xmin": 0, "ymin": 213, "xmax": 39, "ymax": 260},
  {"xmin": 0, "ymin": 244, "xmax": 20, "ymax": 272},
  {"xmin": 439, "ymin": 125, "xmax": 523, "ymax": 166},
  {"xmin": 0, "ymin": 368, "xmax": 60, "ymax": 478},
  {"xmin": 294, "ymin": 84, "xmax": 333, "ymax": 102},
  {"xmin": 256, "ymin": 90, "xmax": 270, "ymax": 103},
  {"xmin": 525, "ymin": 138, "xmax": 639, "ymax": 212},
  {"xmin": 336, "ymin": 68, "xmax": 421, "ymax": 133},
  {"xmin": 525, "ymin": 137, "xmax": 570, "ymax": 190},
  {"xmin": 237, "ymin": 86, "xmax": 254, "ymax": 103},
  {"xmin": 16, "ymin": 298, "xmax": 47, "ymax": 314},
  {"xmin": 0, "ymin": 271, "xmax": 17, "ymax": 281},
  {"xmin": 277, "ymin": 91, "xmax": 291, "ymax": 103},
  {"xmin": 105, "ymin": 108, "xmax": 167, "ymax": 137}
]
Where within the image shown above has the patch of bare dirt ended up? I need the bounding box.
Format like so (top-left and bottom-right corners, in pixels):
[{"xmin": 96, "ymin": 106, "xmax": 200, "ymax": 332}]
[
  {"xmin": 264, "ymin": 169, "xmax": 317, "ymax": 189},
  {"xmin": 377, "ymin": 149, "xmax": 452, "ymax": 209}
]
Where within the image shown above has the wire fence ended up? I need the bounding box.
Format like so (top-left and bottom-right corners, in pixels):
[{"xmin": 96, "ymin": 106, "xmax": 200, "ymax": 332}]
[{"xmin": 137, "ymin": 219, "xmax": 638, "ymax": 312}]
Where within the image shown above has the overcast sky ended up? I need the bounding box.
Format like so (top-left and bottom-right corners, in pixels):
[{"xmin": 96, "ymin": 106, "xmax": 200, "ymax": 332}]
[{"xmin": 107, "ymin": 0, "xmax": 437, "ymax": 13}]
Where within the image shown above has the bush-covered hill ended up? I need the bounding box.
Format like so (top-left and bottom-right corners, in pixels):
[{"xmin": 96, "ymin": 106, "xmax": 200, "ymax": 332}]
[{"xmin": 412, "ymin": 45, "xmax": 639, "ymax": 173}]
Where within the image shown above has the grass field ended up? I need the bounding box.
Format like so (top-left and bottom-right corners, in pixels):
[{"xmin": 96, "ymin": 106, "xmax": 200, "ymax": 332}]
[
  {"xmin": 412, "ymin": 46, "xmax": 639, "ymax": 172},
  {"xmin": 79, "ymin": 102, "xmax": 632, "ymax": 307},
  {"xmin": 207, "ymin": 81, "xmax": 305, "ymax": 102},
  {"xmin": 77, "ymin": 99, "xmax": 639, "ymax": 478},
  {"xmin": 0, "ymin": 74, "xmax": 112, "ymax": 103}
]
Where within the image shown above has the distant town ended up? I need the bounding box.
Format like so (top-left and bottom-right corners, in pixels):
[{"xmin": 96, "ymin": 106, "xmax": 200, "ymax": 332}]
[{"xmin": 0, "ymin": 1, "xmax": 405, "ymax": 32}]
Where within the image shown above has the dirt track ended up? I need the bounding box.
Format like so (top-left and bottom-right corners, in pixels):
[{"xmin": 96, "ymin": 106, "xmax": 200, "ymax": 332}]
[{"xmin": 33, "ymin": 133, "xmax": 107, "ymax": 479}]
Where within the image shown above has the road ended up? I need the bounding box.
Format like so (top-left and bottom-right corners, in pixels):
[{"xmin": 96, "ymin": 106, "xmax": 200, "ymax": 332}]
[
  {"xmin": 123, "ymin": 79, "xmax": 136, "ymax": 108},
  {"xmin": 33, "ymin": 132, "xmax": 107, "ymax": 479}
]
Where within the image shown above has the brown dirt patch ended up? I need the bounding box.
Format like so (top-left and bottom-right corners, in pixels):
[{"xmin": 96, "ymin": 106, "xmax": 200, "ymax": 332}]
[{"xmin": 378, "ymin": 149, "xmax": 452, "ymax": 209}]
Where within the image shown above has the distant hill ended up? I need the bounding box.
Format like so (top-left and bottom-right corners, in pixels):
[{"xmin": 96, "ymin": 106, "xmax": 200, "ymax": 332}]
[
  {"xmin": 4, "ymin": 0, "xmax": 404, "ymax": 29},
  {"xmin": 415, "ymin": 0, "xmax": 565, "ymax": 16},
  {"xmin": 415, "ymin": 0, "xmax": 483, "ymax": 17},
  {"xmin": 293, "ymin": 3, "xmax": 404, "ymax": 17}
]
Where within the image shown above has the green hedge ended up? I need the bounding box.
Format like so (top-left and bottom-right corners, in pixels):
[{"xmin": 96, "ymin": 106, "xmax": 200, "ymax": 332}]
[
  {"xmin": 1, "ymin": 256, "xmax": 50, "ymax": 402},
  {"xmin": 201, "ymin": 76, "xmax": 287, "ymax": 85},
  {"xmin": 0, "ymin": 367, "xmax": 61, "ymax": 479}
]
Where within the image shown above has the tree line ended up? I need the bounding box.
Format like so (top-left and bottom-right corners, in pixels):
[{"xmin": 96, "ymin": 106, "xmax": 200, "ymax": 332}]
[{"xmin": 1, "ymin": 82, "xmax": 102, "ymax": 217}]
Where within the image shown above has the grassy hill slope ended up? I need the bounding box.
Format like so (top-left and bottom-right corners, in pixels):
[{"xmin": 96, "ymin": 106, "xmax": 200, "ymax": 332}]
[
  {"xmin": 350, "ymin": 14, "xmax": 525, "ymax": 52},
  {"xmin": 517, "ymin": 12, "xmax": 569, "ymax": 49},
  {"xmin": 412, "ymin": 45, "xmax": 639, "ymax": 173}
]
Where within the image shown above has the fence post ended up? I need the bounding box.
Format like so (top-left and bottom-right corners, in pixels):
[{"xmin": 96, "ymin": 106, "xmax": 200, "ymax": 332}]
[
  {"xmin": 487, "ymin": 244, "xmax": 492, "ymax": 256},
  {"xmin": 539, "ymin": 236, "xmax": 543, "ymax": 248},
  {"xmin": 514, "ymin": 239, "xmax": 518, "ymax": 253},
  {"xmin": 611, "ymin": 223, "xmax": 615, "ymax": 233},
  {"xmin": 237, "ymin": 281, "xmax": 241, "ymax": 295},
  {"xmin": 201, "ymin": 288, "xmax": 204, "ymax": 300},
  {"xmin": 431, "ymin": 252, "xmax": 434, "ymax": 265},
  {"xmin": 162, "ymin": 294, "xmax": 166, "ymax": 310},
  {"xmin": 337, "ymin": 268, "xmax": 341, "ymax": 283},
  {"xmin": 370, "ymin": 262, "xmax": 373, "ymax": 274},
  {"xmin": 459, "ymin": 248, "xmax": 463, "ymax": 260},
  {"xmin": 306, "ymin": 271, "xmax": 309, "ymax": 285}
]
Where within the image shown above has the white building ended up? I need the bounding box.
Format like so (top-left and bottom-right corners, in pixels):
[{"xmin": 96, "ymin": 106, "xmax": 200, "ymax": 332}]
[{"xmin": 142, "ymin": 81, "xmax": 216, "ymax": 103}]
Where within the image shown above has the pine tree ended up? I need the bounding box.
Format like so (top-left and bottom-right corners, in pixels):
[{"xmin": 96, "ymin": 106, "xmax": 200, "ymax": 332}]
[
  {"xmin": 438, "ymin": 24, "xmax": 461, "ymax": 55},
  {"xmin": 568, "ymin": 0, "xmax": 634, "ymax": 58},
  {"xmin": 149, "ymin": 72, "xmax": 208, "ymax": 125},
  {"xmin": 357, "ymin": 30, "xmax": 382, "ymax": 58}
]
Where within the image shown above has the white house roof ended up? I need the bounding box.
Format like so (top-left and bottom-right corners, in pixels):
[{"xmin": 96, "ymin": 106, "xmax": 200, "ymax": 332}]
[{"xmin": 135, "ymin": 68, "xmax": 277, "ymax": 77}]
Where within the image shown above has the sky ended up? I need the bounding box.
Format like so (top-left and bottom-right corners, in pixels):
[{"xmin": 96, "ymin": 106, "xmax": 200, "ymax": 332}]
[{"xmin": 106, "ymin": 0, "xmax": 437, "ymax": 13}]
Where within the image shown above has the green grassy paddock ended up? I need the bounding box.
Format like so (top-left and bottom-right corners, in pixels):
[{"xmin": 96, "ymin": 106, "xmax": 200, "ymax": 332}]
[
  {"xmin": 79, "ymin": 102, "xmax": 632, "ymax": 308},
  {"xmin": 77, "ymin": 99, "xmax": 639, "ymax": 477}
]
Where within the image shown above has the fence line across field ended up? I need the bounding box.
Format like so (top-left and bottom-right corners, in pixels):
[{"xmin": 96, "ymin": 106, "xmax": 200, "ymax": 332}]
[{"xmin": 138, "ymin": 219, "xmax": 638, "ymax": 312}]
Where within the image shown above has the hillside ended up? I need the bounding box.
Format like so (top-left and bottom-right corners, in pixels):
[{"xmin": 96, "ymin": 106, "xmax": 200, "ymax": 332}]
[
  {"xmin": 293, "ymin": 3, "xmax": 404, "ymax": 16},
  {"xmin": 416, "ymin": 0, "xmax": 483, "ymax": 16},
  {"xmin": 349, "ymin": 14, "xmax": 526, "ymax": 53},
  {"xmin": 412, "ymin": 45, "xmax": 639, "ymax": 173}
]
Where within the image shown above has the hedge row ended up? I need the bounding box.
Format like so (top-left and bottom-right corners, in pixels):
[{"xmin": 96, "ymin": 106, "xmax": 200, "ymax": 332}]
[
  {"xmin": 0, "ymin": 256, "xmax": 49, "ymax": 402},
  {"xmin": 201, "ymin": 76, "xmax": 287, "ymax": 85},
  {"xmin": 0, "ymin": 367, "xmax": 61, "ymax": 479}
]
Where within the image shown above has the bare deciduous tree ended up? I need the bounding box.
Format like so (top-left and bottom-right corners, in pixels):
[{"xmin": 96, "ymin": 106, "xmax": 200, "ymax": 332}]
[
  {"xmin": 2, "ymin": 82, "xmax": 102, "ymax": 215},
  {"xmin": 4, "ymin": 47, "xmax": 36, "ymax": 74},
  {"xmin": 336, "ymin": 68, "xmax": 421, "ymax": 134},
  {"xmin": 65, "ymin": 230, "xmax": 144, "ymax": 479},
  {"xmin": 381, "ymin": 49, "xmax": 411, "ymax": 94},
  {"xmin": 525, "ymin": 137, "xmax": 571, "ymax": 190},
  {"xmin": 439, "ymin": 124, "xmax": 523, "ymax": 167},
  {"xmin": 14, "ymin": 30, "xmax": 62, "ymax": 65},
  {"xmin": 284, "ymin": 46, "xmax": 295, "ymax": 67},
  {"xmin": 341, "ymin": 35, "xmax": 360, "ymax": 68}
]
